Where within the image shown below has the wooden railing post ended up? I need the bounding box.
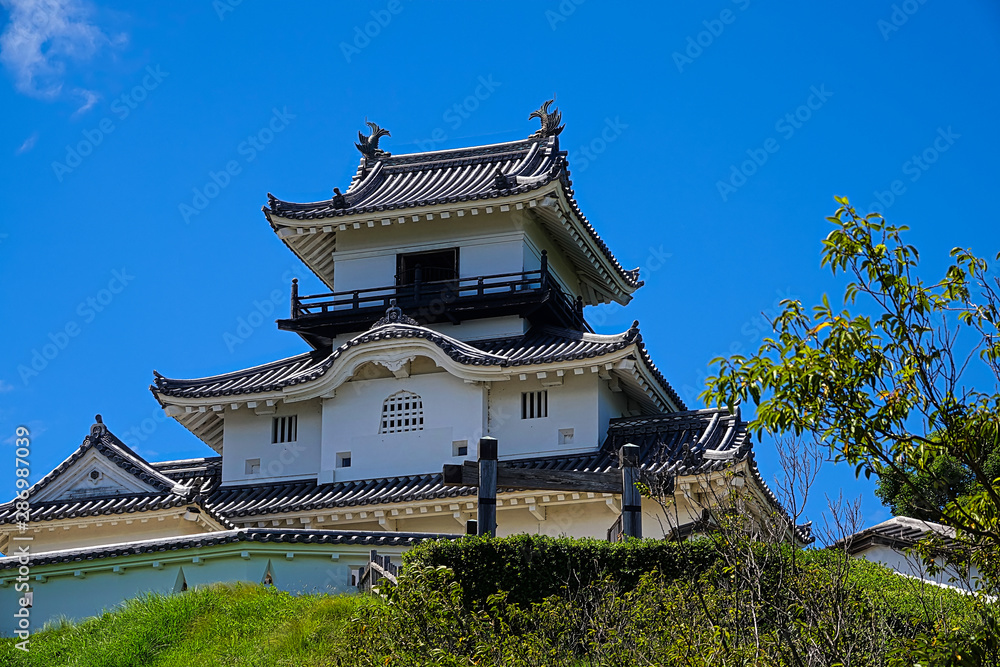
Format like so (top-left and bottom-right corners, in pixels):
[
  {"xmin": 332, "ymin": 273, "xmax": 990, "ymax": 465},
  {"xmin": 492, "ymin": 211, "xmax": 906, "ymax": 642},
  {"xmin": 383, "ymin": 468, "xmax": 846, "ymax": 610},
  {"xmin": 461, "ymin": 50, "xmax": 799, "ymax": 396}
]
[
  {"xmin": 414, "ymin": 264, "xmax": 423, "ymax": 301},
  {"xmin": 620, "ymin": 444, "xmax": 642, "ymax": 540},
  {"xmin": 478, "ymin": 437, "xmax": 498, "ymax": 537},
  {"xmin": 540, "ymin": 250, "xmax": 549, "ymax": 289},
  {"xmin": 290, "ymin": 278, "xmax": 299, "ymax": 319}
]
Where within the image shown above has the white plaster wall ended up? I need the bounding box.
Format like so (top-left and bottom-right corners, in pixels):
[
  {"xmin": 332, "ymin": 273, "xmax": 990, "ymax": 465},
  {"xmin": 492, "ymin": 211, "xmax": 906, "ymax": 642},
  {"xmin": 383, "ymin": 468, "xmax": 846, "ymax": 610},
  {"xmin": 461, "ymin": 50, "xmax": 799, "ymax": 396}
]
[
  {"xmin": 221, "ymin": 399, "xmax": 321, "ymax": 485},
  {"xmin": 856, "ymin": 544, "xmax": 982, "ymax": 590},
  {"xmin": 334, "ymin": 253, "xmax": 396, "ymax": 293},
  {"xmin": 522, "ymin": 223, "xmax": 583, "ymax": 297},
  {"xmin": 598, "ymin": 381, "xmax": 631, "ymax": 447},
  {"xmin": 322, "ymin": 373, "xmax": 486, "ymax": 482},
  {"xmin": 488, "ymin": 373, "xmax": 604, "ymax": 459},
  {"xmin": 331, "ymin": 211, "xmax": 528, "ymax": 293}
]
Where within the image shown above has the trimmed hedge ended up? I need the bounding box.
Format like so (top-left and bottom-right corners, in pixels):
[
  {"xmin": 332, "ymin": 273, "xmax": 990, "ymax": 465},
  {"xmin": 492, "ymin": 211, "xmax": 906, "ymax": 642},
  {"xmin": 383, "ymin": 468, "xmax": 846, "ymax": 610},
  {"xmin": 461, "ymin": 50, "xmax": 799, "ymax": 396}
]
[{"xmin": 404, "ymin": 533, "xmax": 720, "ymax": 606}]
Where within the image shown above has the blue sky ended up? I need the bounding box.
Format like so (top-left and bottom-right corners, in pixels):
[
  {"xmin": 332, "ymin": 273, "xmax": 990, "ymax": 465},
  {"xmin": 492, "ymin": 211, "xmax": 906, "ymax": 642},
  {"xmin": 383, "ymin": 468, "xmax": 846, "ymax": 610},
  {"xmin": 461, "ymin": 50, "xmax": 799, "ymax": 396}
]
[{"xmin": 1, "ymin": 0, "xmax": 999, "ymax": 539}]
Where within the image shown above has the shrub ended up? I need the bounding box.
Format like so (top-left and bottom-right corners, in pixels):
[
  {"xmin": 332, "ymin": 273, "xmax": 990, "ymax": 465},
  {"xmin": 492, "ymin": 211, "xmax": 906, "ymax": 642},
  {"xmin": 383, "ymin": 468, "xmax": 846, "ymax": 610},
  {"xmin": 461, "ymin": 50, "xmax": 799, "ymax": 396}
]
[{"xmin": 404, "ymin": 533, "xmax": 721, "ymax": 606}]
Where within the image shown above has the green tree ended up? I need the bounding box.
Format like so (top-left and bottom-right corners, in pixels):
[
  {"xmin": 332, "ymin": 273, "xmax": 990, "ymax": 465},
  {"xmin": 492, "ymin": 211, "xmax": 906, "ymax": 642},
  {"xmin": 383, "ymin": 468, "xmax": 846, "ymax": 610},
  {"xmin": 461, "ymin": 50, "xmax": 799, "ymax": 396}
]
[
  {"xmin": 701, "ymin": 197, "xmax": 1000, "ymax": 589},
  {"xmin": 875, "ymin": 439, "xmax": 1000, "ymax": 522}
]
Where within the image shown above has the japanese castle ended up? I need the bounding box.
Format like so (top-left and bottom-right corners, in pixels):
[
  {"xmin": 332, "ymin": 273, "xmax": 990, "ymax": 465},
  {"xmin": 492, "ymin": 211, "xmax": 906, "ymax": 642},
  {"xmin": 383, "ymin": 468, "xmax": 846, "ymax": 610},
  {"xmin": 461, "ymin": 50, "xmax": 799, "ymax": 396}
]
[{"xmin": 0, "ymin": 103, "xmax": 809, "ymax": 632}]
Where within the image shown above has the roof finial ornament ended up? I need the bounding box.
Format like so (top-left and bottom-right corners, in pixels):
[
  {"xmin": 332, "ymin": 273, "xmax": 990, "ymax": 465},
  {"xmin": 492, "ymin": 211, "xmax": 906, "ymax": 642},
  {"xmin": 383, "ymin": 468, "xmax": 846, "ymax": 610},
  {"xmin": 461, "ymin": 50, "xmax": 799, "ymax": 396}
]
[
  {"xmin": 332, "ymin": 187, "xmax": 347, "ymax": 209},
  {"xmin": 355, "ymin": 119, "xmax": 391, "ymax": 159},
  {"xmin": 492, "ymin": 167, "xmax": 510, "ymax": 190},
  {"xmin": 529, "ymin": 99, "xmax": 564, "ymax": 139},
  {"xmin": 370, "ymin": 298, "xmax": 419, "ymax": 329},
  {"xmin": 91, "ymin": 414, "xmax": 107, "ymax": 439}
]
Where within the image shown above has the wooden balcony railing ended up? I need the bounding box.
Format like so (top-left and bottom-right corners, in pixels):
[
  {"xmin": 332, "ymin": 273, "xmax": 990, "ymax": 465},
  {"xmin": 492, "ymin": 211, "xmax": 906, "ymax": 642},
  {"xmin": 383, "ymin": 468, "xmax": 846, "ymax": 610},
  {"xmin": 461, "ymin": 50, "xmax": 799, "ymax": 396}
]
[{"xmin": 287, "ymin": 251, "xmax": 585, "ymax": 330}]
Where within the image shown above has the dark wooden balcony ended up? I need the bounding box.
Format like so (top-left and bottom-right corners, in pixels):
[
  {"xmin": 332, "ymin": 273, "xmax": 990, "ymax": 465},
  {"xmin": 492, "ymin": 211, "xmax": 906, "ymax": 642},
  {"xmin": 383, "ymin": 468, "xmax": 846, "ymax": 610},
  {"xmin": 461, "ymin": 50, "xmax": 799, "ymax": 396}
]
[{"xmin": 278, "ymin": 252, "xmax": 588, "ymax": 346}]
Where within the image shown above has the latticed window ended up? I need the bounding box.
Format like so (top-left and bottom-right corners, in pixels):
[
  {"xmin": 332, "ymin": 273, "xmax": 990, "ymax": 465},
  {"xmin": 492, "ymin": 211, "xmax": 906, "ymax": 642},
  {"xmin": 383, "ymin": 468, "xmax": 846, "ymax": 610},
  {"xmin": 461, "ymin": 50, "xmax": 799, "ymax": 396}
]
[
  {"xmin": 272, "ymin": 415, "xmax": 297, "ymax": 443},
  {"xmin": 521, "ymin": 390, "xmax": 548, "ymax": 419},
  {"xmin": 380, "ymin": 391, "xmax": 424, "ymax": 434}
]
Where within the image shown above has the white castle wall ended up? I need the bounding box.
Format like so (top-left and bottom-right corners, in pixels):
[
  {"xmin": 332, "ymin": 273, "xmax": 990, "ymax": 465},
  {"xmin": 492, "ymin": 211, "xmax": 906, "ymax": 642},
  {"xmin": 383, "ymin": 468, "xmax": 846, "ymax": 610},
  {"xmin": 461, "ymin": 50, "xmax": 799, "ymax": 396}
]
[
  {"xmin": 215, "ymin": 361, "xmax": 628, "ymax": 487},
  {"xmin": 320, "ymin": 372, "xmax": 487, "ymax": 483},
  {"xmin": 221, "ymin": 399, "xmax": 322, "ymax": 485},
  {"xmin": 488, "ymin": 372, "xmax": 604, "ymax": 459}
]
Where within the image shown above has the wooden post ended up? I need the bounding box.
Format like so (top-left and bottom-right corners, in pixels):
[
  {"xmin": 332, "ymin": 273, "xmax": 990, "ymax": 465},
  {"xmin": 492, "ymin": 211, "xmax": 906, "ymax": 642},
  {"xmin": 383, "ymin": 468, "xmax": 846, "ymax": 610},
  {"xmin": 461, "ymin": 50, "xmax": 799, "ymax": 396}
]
[
  {"xmin": 290, "ymin": 279, "xmax": 299, "ymax": 319},
  {"xmin": 414, "ymin": 264, "xmax": 423, "ymax": 300},
  {"xmin": 369, "ymin": 549, "xmax": 379, "ymax": 587},
  {"xmin": 620, "ymin": 444, "xmax": 642, "ymax": 540},
  {"xmin": 540, "ymin": 250, "xmax": 549, "ymax": 288},
  {"xmin": 478, "ymin": 437, "xmax": 498, "ymax": 537}
]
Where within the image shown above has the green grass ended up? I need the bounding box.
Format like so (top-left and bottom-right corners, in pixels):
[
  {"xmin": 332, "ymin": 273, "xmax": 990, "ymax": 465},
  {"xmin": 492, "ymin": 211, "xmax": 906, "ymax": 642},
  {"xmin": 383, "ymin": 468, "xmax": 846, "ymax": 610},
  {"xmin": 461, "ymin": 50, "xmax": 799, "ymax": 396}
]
[{"xmin": 0, "ymin": 583, "xmax": 370, "ymax": 667}]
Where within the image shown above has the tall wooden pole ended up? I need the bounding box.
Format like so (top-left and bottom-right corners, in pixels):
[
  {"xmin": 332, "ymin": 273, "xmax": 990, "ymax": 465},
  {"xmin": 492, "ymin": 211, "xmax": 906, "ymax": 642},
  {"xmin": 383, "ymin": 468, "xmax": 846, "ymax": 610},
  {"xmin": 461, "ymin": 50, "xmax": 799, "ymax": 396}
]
[
  {"xmin": 478, "ymin": 437, "xmax": 498, "ymax": 537},
  {"xmin": 620, "ymin": 443, "xmax": 642, "ymax": 540}
]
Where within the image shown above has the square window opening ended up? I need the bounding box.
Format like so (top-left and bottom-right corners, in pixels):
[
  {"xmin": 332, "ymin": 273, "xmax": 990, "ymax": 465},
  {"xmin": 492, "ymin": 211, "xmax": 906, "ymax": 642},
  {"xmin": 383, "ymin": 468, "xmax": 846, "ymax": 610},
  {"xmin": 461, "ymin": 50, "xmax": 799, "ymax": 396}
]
[
  {"xmin": 245, "ymin": 458, "xmax": 261, "ymax": 475},
  {"xmin": 452, "ymin": 440, "xmax": 469, "ymax": 457},
  {"xmin": 521, "ymin": 390, "xmax": 548, "ymax": 419},
  {"xmin": 272, "ymin": 415, "xmax": 298, "ymax": 444}
]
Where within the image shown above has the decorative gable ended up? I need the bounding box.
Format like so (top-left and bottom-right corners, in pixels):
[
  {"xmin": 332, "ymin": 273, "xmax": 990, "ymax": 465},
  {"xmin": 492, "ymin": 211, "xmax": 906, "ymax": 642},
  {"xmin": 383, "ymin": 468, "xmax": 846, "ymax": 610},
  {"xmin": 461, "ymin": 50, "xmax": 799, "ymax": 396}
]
[
  {"xmin": 32, "ymin": 448, "xmax": 166, "ymax": 502},
  {"xmin": 29, "ymin": 416, "xmax": 188, "ymax": 503}
]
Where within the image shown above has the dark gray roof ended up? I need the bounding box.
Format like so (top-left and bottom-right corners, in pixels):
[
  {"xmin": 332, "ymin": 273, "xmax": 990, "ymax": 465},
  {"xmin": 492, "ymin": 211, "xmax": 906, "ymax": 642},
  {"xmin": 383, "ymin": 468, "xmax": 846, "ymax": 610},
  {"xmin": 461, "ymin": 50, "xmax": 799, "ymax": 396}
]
[
  {"xmin": 264, "ymin": 136, "xmax": 642, "ymax": 290},
  {"xmin": 269, "ymin": 138, "xmax": 559, "ymax": 219},
  {"xmin": 0, "ymin": 528, "xmax": 452, "ymax": 570},
  {"xmin": 152, "ymin": 322, "xmax": 682, "ymax": 409},
  {"xmin": 834, "ymin": 516, "xmax": 953, "ymax": 555}
]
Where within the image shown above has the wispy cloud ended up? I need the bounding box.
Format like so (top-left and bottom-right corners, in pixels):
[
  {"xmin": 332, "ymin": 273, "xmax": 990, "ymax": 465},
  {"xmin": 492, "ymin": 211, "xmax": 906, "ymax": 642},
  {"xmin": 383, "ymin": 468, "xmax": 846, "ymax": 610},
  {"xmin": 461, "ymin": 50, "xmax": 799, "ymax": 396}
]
[
  {"xmin": 15, "ymin": 131, "xmax": 37, "ymax": 153},
  {"xmin": 0, "ymin": 0, "xmax": 120, "ymax": 100},
  {"xmin": 70, "ymin": 85, "xmax": 97, "ymax": 115},
  {"xmin": 0, "ymin": 380, "xmax": 13, "ymax": 393}
]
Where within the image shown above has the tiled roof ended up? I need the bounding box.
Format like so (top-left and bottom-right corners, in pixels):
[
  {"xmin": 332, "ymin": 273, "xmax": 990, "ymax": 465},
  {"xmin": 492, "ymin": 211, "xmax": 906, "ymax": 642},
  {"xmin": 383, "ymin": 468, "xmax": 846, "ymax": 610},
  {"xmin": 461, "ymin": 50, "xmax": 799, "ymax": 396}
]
[
  {"xmin": 209, "ymin": 473, "xmax": 467, "ymax": 519},
  {"xmin": 264, "ymin": 135, "xmax": 642, "ymax": 291},
  {"xmin": 269, "ymin": 138, "xmax": 559, "ymax": 219},
  {"xmin": 0, "ymin": 528, "xmax": 451, "ymax": 570},
  {"xmin": 1, "ymin": 494, "xmax": 195, "ymax": 524},
  {"xmin": 834, "ymin": 516, "xmax": 954, "ymax": 555},
  {"xmin": 151, "ymin": 322, "xmax": 681, "ymax": 407}
]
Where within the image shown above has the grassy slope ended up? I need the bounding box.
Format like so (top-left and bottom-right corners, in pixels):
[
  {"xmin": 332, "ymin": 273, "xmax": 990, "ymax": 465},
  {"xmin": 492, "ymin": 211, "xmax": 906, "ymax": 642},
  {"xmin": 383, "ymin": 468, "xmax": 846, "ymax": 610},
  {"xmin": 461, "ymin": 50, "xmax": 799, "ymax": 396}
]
[
  {"xmin": 0, "ymin": 555, "xmax": 982, "ymax": 667},
  {"xmin": 0, "ymin": 583, "xmax": 370, "ymax": 667}
]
